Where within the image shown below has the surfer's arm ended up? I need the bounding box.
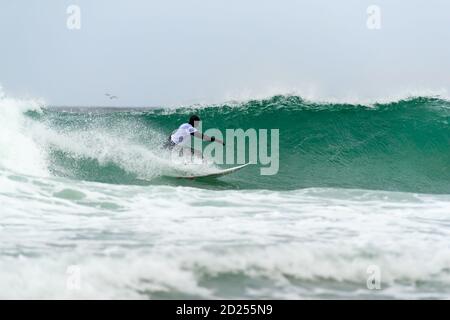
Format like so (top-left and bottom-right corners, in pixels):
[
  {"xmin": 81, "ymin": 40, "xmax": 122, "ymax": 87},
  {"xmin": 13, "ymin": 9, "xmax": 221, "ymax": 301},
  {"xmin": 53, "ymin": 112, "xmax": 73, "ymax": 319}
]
[{"xmin": 192, "ymin": 132, "xmax": 225, "ymax": 145}]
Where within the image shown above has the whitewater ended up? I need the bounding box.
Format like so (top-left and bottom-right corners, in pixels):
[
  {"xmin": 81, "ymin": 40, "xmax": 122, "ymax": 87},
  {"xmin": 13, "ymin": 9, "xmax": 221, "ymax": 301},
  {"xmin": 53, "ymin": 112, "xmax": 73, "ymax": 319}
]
[{"xmin": 1, "ymin": 92, "xmax": 449, "ymax": 299}]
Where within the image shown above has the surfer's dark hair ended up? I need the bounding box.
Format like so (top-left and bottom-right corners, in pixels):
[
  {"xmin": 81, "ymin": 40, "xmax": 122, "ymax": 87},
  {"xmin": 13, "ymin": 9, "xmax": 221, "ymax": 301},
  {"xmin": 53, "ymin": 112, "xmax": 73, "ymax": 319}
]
[{"xmin": 189, "ymin": 115, "xmax": 200, "ymax": 126}]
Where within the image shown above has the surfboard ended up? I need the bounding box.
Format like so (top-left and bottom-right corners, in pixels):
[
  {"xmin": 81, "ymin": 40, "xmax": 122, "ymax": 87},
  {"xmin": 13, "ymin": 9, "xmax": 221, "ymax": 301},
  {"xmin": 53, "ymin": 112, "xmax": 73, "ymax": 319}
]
[{"xmin": 176, "ymin": 163, "xmax": 251, "ymax": 179}]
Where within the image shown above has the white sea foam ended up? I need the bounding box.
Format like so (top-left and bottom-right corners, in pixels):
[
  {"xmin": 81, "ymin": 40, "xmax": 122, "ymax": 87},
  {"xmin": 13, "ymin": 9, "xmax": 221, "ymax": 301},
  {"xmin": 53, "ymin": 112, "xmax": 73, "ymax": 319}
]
[{"xmin": 1, "ymin": 171, "xmax": 449, "ymax": 299}]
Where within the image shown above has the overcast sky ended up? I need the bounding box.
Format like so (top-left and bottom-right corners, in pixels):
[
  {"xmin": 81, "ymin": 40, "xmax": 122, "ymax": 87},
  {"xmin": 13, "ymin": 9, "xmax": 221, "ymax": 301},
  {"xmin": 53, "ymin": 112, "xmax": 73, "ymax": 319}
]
[{"xmin": 1, "ymin": 0, "xmax": 449, "ymax": 106}]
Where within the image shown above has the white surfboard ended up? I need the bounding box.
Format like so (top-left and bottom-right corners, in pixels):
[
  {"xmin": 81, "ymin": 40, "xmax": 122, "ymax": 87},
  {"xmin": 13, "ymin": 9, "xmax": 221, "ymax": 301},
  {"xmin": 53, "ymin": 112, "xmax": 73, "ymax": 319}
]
[{"xmin": 176, "ymin": 163, "xmax": 251, "ymax": 179}]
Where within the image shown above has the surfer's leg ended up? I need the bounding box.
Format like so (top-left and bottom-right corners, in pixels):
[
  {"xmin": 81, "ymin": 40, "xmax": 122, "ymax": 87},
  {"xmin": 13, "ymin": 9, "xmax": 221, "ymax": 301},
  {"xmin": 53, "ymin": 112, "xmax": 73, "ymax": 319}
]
[
  {"xmin": 180, "ymin": 147, "xmax": 203, "ymax": 161},
  {"xmin": 190, "ymin": 147, "xmax": 203, "ymax": 158},
  {"xmin": 163, "ymin": 139, "xmax": 176, "ymax": 150}
]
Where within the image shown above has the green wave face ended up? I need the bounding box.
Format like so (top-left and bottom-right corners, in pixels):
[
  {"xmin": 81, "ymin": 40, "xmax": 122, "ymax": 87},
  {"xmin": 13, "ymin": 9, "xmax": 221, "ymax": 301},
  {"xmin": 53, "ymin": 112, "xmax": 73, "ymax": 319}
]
[{"xmin": 31, "ymin": 96, "xmax": 450, "ymax": 193}]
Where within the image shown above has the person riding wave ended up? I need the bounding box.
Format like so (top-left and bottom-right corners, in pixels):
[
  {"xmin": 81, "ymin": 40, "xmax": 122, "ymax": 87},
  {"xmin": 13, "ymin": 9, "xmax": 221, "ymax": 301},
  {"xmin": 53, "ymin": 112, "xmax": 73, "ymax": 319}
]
[{"xmin": 164, "ymin": 115, "xmax": 224, "ymax": 156}]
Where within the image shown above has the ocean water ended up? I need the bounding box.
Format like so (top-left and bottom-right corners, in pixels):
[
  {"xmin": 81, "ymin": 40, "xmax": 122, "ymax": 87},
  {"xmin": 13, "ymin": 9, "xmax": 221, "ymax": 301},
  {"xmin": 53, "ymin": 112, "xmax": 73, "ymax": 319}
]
[{"xmin": 0, "ymin": 94, "xmax": 449, "ymax": 299}]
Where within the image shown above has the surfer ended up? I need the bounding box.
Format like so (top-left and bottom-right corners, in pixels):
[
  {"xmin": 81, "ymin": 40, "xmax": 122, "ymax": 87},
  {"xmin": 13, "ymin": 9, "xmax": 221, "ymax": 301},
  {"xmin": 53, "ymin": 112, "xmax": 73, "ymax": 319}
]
[{"xmin": 163, "ymin": 115, "xmax": 224, "ymax": 156}]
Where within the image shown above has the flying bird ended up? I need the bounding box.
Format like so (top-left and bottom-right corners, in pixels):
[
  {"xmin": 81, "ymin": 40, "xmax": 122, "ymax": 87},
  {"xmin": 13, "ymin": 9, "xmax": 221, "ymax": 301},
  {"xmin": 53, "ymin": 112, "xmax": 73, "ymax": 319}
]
[{"xmin": 105, "ymin": 93, "xmax": 119, "ymax": 99}]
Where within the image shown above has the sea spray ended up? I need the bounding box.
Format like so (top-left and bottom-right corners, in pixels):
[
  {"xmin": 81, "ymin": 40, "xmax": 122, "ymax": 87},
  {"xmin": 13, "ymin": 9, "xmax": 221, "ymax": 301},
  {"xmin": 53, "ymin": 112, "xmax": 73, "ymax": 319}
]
[{"xmin": 0, "ymin": 91, "xmax": 48, "ymax": 176}]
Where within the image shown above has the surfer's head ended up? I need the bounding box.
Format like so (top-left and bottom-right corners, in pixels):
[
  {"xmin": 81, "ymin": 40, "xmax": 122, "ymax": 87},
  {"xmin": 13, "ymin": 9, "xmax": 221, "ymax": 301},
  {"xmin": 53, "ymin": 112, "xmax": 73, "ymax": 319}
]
[{"xmin": 189, "ymin": 115, "xmax": 201, "ymax": 127}]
